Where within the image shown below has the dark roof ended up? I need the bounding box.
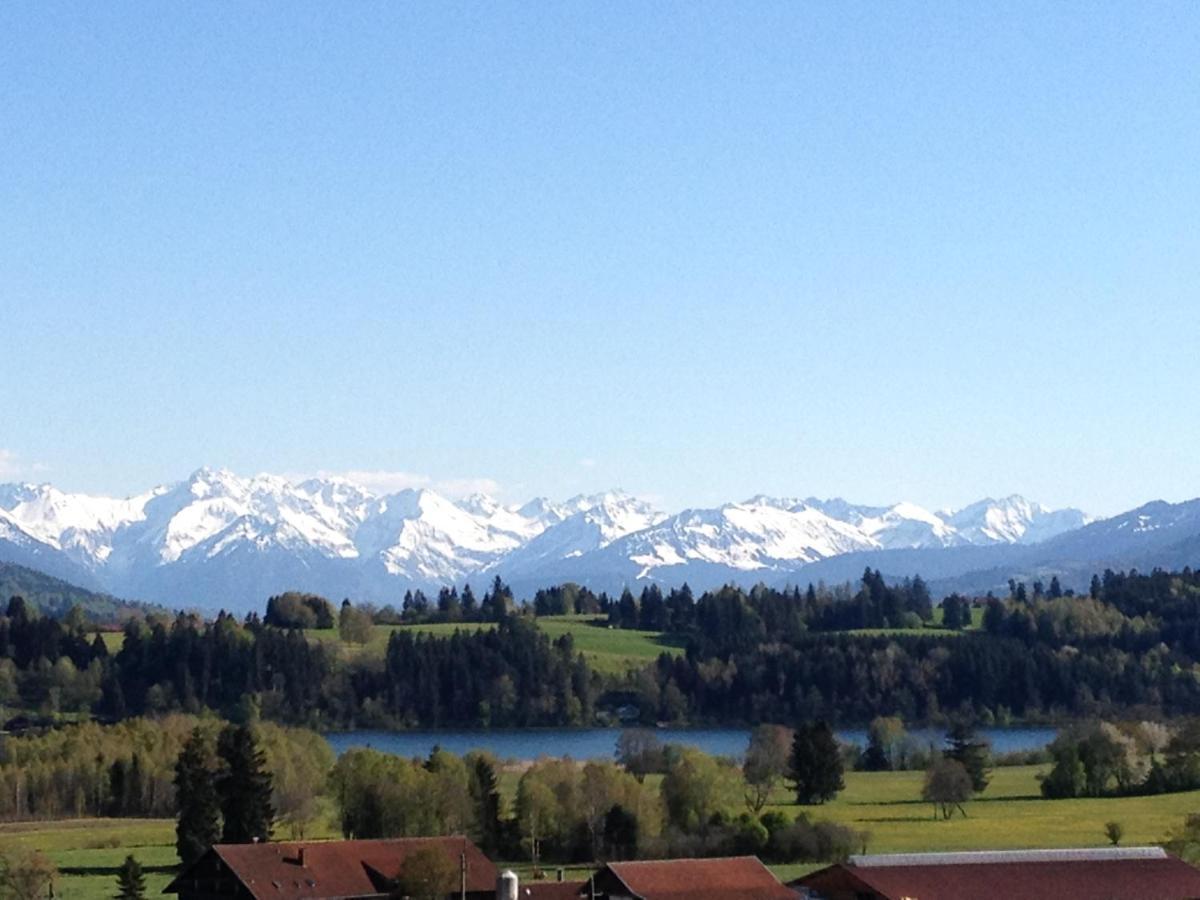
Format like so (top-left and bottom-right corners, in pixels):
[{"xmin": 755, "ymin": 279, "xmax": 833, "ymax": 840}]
[
  {"xmin": 603, "ymin": 856, "xmax": 794, "ymax": 900},
  {"xmin": 165, "ymin": 836, "xmax": 497, "ymax": 900},
  {"xmin": 519, "ymin": 880, "xmax": 587, "ymax": 900},
  {"xmin": 794, "ymin": 848, "xmax": 1200, "ymax": 900}
]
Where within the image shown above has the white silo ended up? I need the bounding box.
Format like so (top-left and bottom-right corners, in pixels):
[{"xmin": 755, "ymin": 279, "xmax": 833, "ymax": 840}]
[{"xmin": 497, "ymin": 869, "xmax": 519, "ymax": 900}]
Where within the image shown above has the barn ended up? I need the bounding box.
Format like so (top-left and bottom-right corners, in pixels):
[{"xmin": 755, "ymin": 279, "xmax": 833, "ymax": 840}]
[
  {"xmin": 587, "ymin": 856, "xmax": 795, "ymax": 900},
  {"xmin": 792, "ymin": 847, "xmax": 1200, "ymax": 900},
  {"xmin": 163, "ymin": 835, "xmax": 497, "ymax": 900}
]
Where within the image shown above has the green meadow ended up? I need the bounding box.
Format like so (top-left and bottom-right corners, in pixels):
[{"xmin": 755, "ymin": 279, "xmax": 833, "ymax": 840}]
[
  {"xmin": 302, "ymin": 614, "xmax": 684, "ymax": 673},
  {"xmin": 98, "ymin": 609, "xmax": 970, "ymax": 672},
  {"xmin": 17, "ymin": 764, "xmax": 1200, "ymax": 897}
]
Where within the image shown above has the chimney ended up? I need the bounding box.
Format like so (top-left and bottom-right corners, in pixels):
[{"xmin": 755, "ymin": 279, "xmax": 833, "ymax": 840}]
[
  {"xmin": 298, "ymin": 847, "xmax": 306, "ymax": 868},
  {"xmin": 557, "ymin": 869, "xmax": 564, "ymax": 882}
]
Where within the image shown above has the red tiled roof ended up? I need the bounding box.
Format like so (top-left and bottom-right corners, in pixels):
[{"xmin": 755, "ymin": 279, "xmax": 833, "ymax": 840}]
[
  {"xmin": 167, "ymin": 836, "xmax": 496, "ymax": 900},
  {"xmin": 604, "ymin": 856, "xmax": 794, "ymax": 900},
  {"xmin": 796, "ymin": 856, "xmax": 1200, "ymax": 900}
]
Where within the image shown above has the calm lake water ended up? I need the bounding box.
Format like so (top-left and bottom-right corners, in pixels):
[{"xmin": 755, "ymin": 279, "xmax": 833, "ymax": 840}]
[{"xmin": 323, "ymin": 726, "xmax": 1057, "ymax": 761}]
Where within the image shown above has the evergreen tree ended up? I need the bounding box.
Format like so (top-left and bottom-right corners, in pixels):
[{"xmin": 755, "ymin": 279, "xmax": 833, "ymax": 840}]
[
  {"xmin": 941, "ymin": 594, "xmax": 968, "ymax": 630},
  {"xmin": 127, "ymin": 752, "xmax": 145, "ymax": 815},
  {"xmin": 216, "ymin": 723, "xmax": 274, "ymax": 844},
  {"xmin": 174, "ymin": 728, "xmax": 220, "ymax": 866},
  {"xmin": 789, "ymin": 721, "xmax": 843, "ymax": 804},
  {"xmin": 109, "ymin": 758, "xmax": 127, "ymax": 816},
  {"xmin": 468, "ymin": 755, "xmax": 502, "ymax": 856},
  {"xmin": 461, "ymin": 584, "xmax": 478, "ymax": 617},
  {"xmin": 114, "ymin": 854, "xmax": 146, "ymax": 900},
  {"xmin": 602, "ymin": 804, "xmax": 639, "ymax": 860},
  {"xmin": 910, "ymin": 574, "xmax": 933, "ymax": 621},
  {"xmin": 944, "ymin": 720, "xmax": 991, "ymax": 793}
]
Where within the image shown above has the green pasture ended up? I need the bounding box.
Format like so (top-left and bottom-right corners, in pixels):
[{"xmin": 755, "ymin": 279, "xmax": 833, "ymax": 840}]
[
  {"xmin": 19, "ymin": 764, "xmax": 1200, "ymax": 897},
  {"xmin": 532, "ymin": 615, "xmax": 684, "ymax": 673},
  {"xmin": 0, "ymin": 818, "xmax": 177, "ymax": 900},
  {"xmin": 826, "ymin": 604, "xmax": 985, "ymax": 637},
  {"xmin": 93, "ymin": 606, "xmax": 976, "ymax": 671},
  {"xmin": 765, "ymin": 765, "xmax": 1200, "ymax": 878},
  {"xmin": 300, "ymin": 615, "xmax": 682, "ymax": 673}
]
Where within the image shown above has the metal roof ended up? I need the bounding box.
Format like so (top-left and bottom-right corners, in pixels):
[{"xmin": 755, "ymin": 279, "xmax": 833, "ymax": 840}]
[{"xmin": 849, "ymin": 847, "xmax": 1168, "ymax": 867}]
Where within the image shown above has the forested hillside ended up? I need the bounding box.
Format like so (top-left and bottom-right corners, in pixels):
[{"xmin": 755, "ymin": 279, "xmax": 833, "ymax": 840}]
[
  {"xmin": 0, "ymin": 563, "xmax": 158, "ymax": 622},
  {"xmin": 5, "ymin": 566, "xmax": 1200, "ymax": 729}
]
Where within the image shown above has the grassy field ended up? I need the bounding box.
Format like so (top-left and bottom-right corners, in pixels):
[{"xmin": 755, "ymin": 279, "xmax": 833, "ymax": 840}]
[
  {"xmin": 528, "ymin": 615, "xmax": 685, "ymax": 674},
  {"xmin": 18, "ymin": 764, "xmax": 1200, "ymax": 897},
  {"xmin": 0, "ymin": 819, "xmax": 178, "ymax": 900},
  {"xmin": 825, "ymin": 604, "xmax": 986, "ymax": 637},
  {"xmin": 95, "ymin": 607, "xmax": 972, "ymax": 670},
  {"xmin": 97, "ymin": 630, "xmax": 125, "ymax": 653},
  {"xmin": 767, "ymin": 765, "xmax": 1200, "ymax": 880},
  {"xmin": 301, "ymin": 615, "xmax": 682, "ymax": 673}
]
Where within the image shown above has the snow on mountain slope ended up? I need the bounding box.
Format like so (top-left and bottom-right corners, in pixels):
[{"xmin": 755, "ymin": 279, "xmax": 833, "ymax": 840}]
[
  {"xmin": 613, "ymin": 498, "xmax": 878, "ymax": 578},
  {"xmin": 805, "ymin": 498, "xmax": 960, "ymax": 549},
  {"xmin": 944, "ymin": 495, "xmax": 1090, "ymax": 545},
  {"xmin": 0, "ymin": 470, "xmax": 1094, "ymax": 609},
  {"xmin": 491, "ymin": 492, "xmax": 665, "ymax": 580},
  {"xmin": 0, "ymin": 482, "xmax": 159, "ymax": 565},
  {"xmin": 353, "ymin": 488, "xmax": 538, "ymax": 582}
]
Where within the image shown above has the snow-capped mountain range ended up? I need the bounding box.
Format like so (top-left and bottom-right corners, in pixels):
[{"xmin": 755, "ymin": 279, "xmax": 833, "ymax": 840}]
[{"xmin": 0, "ymin": 467, "xmax": 1102, "ymax": 610}]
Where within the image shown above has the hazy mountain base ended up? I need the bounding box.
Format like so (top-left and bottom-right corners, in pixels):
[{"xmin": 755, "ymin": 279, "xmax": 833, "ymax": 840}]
[{"xmin": 790, "ymin": 499, "xmax": 1200, "ymax": 597}]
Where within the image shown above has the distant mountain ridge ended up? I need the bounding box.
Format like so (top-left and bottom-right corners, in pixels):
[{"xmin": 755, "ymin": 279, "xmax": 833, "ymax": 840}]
[
  {"xmin": 0, "ymin": 561, "xmax": 159, "ymax": 621},
  {"xmin": 0, "ymin": 467, "xmax": 1123, "ymax": 610}
]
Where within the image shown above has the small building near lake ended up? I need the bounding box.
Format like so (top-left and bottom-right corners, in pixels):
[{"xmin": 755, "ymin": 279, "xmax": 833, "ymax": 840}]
[{"xmin": 792, "ymin": 847, "xmax": 1200, "ymax": 900}]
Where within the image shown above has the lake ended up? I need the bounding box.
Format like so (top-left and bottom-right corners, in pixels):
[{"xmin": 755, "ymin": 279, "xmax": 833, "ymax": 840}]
[{"xmin": 323, "ymin": 726, "xmax": 1058, "ymax": 761}]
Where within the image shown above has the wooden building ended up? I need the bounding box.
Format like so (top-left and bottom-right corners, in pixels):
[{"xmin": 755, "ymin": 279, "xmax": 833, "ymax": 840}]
[
  {"xmin": 164, "ymin": 836, "xmax": 497, "ymax": 900},
  {"xmin": 793, "ymin": 847, "xmax": 1200, "ymax": 900}
]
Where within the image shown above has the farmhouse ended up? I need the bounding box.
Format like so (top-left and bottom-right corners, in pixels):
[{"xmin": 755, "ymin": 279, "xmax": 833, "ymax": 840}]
[
  {"xmin": 792, "ymin": 847, "xmax": 1200, "ymax": 900},
  {"xmin": 587, "ymin": 856, "xmax": 795, "ymax": 900},
  {"xmin": 164, "ymin": 844, "xmax": 796, "ymax": 900},
  {"xmin": 164, "ymin": 836, "xmax": 497, "ymax": 900}
]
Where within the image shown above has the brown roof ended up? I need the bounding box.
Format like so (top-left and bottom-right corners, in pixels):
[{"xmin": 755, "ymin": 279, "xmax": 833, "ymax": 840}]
[
  {"xmin": 796, "ymin": 855, "xmax": 1200, "ymax": 900},
  {"xmin": 603, "ymin": 856, "xmax": 794, "ymax": 900},
  {"xmin": 166, "ymin": 836, "xmax": 497, "ymax": 900},
  {"xmin": 519, "ymin": 880, "xmax": 587, "ymax": 900}
]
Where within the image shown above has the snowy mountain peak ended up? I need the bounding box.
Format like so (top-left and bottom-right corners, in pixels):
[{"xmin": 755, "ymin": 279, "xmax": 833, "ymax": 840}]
[
  {"xmin": 0, "ymin": 469, "xmax": 1093, "ymax": 609},
  {"xmin": 945, "ymin": 495, "xmax": 1089, "ymax": 545}
]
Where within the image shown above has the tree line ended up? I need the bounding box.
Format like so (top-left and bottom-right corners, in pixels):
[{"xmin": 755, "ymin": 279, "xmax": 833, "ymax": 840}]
[{"xmin": 9, "ymin": 568, "xmax": 1200, "ymax": 730}]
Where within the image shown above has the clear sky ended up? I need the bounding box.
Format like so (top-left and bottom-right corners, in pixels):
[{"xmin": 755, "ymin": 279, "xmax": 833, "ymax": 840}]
[{"xmin": 2, "ymin": 2, "xmax": 1199, "ymax": 516}]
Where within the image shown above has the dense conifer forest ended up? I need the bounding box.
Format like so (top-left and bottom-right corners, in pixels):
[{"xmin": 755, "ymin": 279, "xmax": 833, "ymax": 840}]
[{"xmin": 3, "ymin": 567, "xmax": 1200, "ymax": 729}]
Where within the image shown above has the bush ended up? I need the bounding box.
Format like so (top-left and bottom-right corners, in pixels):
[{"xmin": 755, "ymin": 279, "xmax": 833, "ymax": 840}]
[{"xmin": 761, "ymin": 813, "xmax": 862, "ymax": 863}]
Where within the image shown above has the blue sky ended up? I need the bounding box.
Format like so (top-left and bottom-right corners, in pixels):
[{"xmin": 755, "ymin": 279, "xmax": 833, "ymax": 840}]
[{"xmin": 2, "ymin": 2, "xmax": 1199, "ymax": 515}]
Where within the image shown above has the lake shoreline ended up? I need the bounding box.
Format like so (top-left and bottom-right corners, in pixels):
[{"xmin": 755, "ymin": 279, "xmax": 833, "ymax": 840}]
[{"xmin": 323, "ymin": 724, "xmax": 1060, "ymax": 762}]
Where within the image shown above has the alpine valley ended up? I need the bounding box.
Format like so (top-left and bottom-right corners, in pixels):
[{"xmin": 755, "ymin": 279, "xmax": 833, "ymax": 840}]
[{"xmin": 1, "ymin": 467, "xmax": 1198, "ymax": 611}]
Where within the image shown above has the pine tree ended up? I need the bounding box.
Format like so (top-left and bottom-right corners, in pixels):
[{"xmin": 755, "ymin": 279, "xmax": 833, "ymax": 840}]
[
  {"xmin": 114, "ymin": 854, "xmax": 146, "ymax": 900},
  {"xmin": 468, "ymin": 755, "xmax": 502, "ymax": 856},
  {"xmin": 216, "ymin": 723, "xmax": 274, "ymax": 844},
  {"xmin": 789, "ymin": 721, "xmax": 844, "ymax": 804},
  {"xmin": 174, "ymin": 728, "xmax": 220, "ymax": 866},
  {"xmin": 127, "ymin": 752, "xmax": 144, "ymax": 815}
]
